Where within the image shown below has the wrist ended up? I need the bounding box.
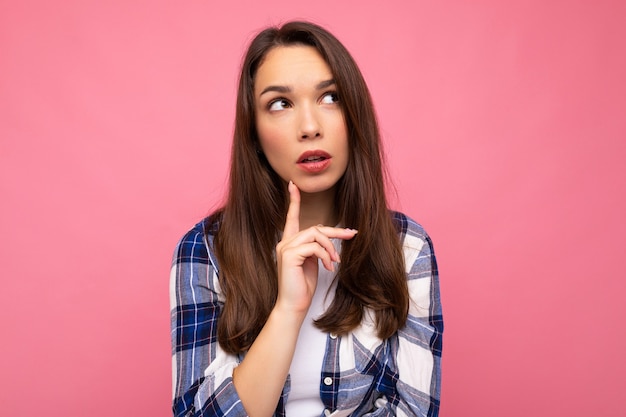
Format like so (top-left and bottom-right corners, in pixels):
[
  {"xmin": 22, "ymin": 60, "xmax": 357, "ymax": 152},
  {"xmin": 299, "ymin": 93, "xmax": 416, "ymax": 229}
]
[{"xmin": 270, "ymin": 301, "xmax": 308, "ymax": 327}]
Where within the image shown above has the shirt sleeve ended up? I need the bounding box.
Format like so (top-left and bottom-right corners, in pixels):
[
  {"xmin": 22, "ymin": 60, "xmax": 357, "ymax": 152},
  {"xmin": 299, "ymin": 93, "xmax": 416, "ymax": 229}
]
[
  {"xmin": 169, "ymin": 222, "xmax": 249, "ymax": 417},
  {"xmin": 371, "ymin": 214, "xmax": 444, "ymax": 417}
]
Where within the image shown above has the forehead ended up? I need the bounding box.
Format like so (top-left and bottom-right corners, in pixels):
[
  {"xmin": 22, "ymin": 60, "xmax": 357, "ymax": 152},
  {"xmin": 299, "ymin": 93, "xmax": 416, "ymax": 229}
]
[{"xmin": 254, "ymin": 45, "xmax": 332, "ymax": 92}]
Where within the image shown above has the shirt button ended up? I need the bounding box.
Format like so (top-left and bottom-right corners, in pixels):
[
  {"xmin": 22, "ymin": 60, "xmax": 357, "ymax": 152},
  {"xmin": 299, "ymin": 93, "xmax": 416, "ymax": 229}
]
[
  {"xmin": 323, "ymin": 377, "xmax": 333, "ymax": 386},
  {"xmin": 329, "ymin": 333, "xmax": 337, "ymax": 339}
]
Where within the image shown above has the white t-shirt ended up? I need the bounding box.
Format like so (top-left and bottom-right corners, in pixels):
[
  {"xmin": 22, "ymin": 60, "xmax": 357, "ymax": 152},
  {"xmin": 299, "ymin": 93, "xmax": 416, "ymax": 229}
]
[{"xmin": 284, "ymin": 239, "xmax": 339, "ymax": 416}]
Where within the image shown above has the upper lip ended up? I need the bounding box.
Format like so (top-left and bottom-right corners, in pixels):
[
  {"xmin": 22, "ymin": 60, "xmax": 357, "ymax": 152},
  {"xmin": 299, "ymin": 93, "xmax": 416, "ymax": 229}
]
[{"xmin": 297, "ymin": 150, "xmax": 331, "ymax": 163}]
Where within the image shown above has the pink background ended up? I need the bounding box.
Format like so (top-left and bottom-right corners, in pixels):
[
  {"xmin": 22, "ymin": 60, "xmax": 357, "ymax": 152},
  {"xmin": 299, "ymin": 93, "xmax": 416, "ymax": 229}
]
[{"xmin": 2, "ymin": 1, "xmax": 625, "ymax": 416}]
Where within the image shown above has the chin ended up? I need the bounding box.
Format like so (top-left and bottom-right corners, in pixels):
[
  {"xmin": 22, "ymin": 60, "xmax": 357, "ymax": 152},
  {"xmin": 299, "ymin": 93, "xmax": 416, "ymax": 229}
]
[{"xmin": 296, "ymin": 178, "xmax": 339, "ymax": 195}]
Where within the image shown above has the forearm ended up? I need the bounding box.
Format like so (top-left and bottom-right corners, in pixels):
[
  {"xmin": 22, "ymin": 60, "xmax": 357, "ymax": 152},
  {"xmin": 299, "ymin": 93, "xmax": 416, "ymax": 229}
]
[{"xmin": 232, "ymin": 306, "xmax": 304, "ymax": 417}]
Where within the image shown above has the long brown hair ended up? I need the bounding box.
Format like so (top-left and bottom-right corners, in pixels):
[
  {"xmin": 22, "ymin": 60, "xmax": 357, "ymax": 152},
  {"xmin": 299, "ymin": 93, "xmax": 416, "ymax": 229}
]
[{"xmin": 207, "ymin": 21, "xmax": 408, "ymax": 354}]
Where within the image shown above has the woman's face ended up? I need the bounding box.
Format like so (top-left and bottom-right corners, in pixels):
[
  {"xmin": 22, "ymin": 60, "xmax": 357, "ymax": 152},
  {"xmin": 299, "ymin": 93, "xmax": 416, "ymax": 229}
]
[{"xmin": 254, "ymin": 45, "xmax": 349, "ymax": 195}]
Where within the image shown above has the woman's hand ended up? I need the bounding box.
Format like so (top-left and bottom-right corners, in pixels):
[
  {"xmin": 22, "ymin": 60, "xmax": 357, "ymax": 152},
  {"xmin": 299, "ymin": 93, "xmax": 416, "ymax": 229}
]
[
  {"xmin": 274, "ymin": 181, "xmax": 358, "ymax": 316},
  {"xmin": 233, "ymin": 181, "xmax": 357, "ymax": 416}
]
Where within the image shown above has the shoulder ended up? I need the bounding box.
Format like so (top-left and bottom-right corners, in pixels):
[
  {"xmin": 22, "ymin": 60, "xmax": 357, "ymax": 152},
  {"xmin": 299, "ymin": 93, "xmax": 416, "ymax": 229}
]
[
  {"xmin": 170, "ymin": 216, "xmax": 224, "ymax": 306},
  {"xmin": 390, "ymin": 210, "xmax": 437, "ymax": 277},
  {"xmin": 390, "ymin": 210, "xmax": 432, "ymax": 250},
  {"xmin": 171, "ymin": 216, "xmax": 220, "ymax": 271},
  {"xmin": 172, "ymin": 220, "xmax": 208, "ymax": 261}
]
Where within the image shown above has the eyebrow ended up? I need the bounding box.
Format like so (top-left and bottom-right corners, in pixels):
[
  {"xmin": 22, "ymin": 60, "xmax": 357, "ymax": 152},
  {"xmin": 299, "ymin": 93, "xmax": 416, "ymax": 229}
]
[{"xmin": 259, "ymin": 79, "xmax": 336, "ymax": 96}]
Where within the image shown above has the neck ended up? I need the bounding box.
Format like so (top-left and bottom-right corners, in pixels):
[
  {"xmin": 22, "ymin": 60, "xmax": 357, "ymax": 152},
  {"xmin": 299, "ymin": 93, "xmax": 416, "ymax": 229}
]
[{"xmin": 298, "ymin": 187, "xmax": 338, "ymax": 229}]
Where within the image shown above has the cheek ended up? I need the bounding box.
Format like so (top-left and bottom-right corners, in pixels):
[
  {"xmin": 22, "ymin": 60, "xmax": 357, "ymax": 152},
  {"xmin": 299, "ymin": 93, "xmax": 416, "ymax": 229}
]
[
  {"xmin": 333, "ymin": 113, "xmax": 348, "ymax": 140},
  {"xmin": 256, "ymin": 122, "xmax": 282, "ymax": 154},
  {"xmin": 257, "ymin": 126, "xmax": 291, "ymax": 166},
  {"xmin": 332, "ymin": 119, "xmax": 349, "ymax": 156}
]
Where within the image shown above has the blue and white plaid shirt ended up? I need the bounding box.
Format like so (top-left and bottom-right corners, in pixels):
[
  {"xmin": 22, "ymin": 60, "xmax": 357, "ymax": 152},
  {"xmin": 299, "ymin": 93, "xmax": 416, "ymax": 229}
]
[{"xmin": 170, "ymin": 212, "xmax": 443, "ymax": 417}]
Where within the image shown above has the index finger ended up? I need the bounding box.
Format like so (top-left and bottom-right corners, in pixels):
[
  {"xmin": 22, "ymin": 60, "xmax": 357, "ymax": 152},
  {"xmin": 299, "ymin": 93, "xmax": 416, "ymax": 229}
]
[{"xmin": 283, "ymin": 181, "xmax": 300, "ymax": 238}]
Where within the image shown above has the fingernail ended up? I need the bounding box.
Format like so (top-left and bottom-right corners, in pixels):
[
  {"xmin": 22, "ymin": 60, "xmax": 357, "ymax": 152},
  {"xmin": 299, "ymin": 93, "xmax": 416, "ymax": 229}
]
[
  {"xmin": 335, "ymin": 251, "xmax": 341, "ymax": 263},
  {"xmin": 345, "ymin": 228, "xmax": 358, "ymax": 233}
]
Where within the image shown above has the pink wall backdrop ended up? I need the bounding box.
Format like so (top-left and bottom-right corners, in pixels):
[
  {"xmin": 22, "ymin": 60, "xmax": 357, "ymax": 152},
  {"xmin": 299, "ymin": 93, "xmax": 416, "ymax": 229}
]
[{"xmin": 2, "ymin": 1, "xmax": 625, "ymax": 416}]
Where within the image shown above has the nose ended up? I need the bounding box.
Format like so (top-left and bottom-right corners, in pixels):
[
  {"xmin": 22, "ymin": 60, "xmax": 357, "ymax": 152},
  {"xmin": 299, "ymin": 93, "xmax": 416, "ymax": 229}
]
[{"xmin": 298, "ymin": 105, "xmax": 322, "ymax": 140}]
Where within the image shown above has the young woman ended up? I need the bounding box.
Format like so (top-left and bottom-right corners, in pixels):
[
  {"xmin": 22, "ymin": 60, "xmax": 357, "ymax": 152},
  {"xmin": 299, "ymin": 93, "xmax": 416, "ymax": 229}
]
[{"xmin": 170, "ymin": 21, "xmax": 443, "ymax": 417}]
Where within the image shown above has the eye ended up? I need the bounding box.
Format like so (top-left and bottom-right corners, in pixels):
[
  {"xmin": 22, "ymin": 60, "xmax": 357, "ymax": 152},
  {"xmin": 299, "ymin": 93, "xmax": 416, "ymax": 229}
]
[
  {"xmin": 320, "ymin": 91, "xmax": 339, "ymax": 105},
  {"xmin": 268, "ymin": 99, "xmax": 291, "ymax": 111}
]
